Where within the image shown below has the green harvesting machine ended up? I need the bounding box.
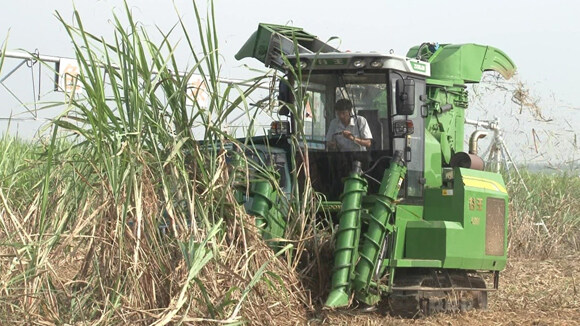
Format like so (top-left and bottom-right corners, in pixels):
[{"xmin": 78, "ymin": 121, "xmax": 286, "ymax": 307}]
[{"xmin": 233, "ymin": 23, "xmax": 516, "ymax": 314}]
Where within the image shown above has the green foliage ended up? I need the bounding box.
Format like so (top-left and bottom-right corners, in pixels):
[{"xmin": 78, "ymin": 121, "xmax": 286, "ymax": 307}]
[
  {"xmin": 507, "ymin": 169, "xmax": 580, "ymax": 257},
  {"xmin": 0, "ymin": 136, "xmax": 44, "ymax": 209},
  {"xmin": 0, "ymin": 1, "xmax": 307, "ymax": 325}
]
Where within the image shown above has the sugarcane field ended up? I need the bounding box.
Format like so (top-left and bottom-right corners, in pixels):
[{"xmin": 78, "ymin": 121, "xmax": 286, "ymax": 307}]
[{"xmin": 0, "ymin": 1, "xmax": 578, "ymax": 325}]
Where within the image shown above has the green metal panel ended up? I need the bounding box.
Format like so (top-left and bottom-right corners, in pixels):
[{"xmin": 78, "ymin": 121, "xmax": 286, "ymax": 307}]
[
  {"xmin": 380, "ymin": 205, "xmax": 423, "ymax": 264},
  {"xmin": 424, "ymin": 132, "xmax": 443, "ymax": 188},
  {"xmin": 460, "ymin": 168, "xmax": 509, "ymax": 269},
  {"xmin": 235, "ymin": 23, "xmax": 312, "ymax": 62},
  {"xmin": 401, "ymin": 168, "xmax": 508, "ymax": 271},
  {"xmin": 407, "ymin": 43, "xmax": 516, "ymax": 84},
  {"xmin": 396, "ymin": 204, "xmax": 424, "ymax": 221},
  {"xmin": 404, "ymin": 220, "xmax": 459, "ymax": 260},
  {"xmin": 392, "ymin": 258, "xmax": 441, "ymax": 268},
  {"xmin": 390, "ymin": 204, "xmax": 422, "ymax": 261},
  {"xmin": 235, "ymin": 23, "xmax": 338, "ymax": 68},
  {"xmin": 423, "ymin": 187, "xmax": 459, "ymax": 222}
]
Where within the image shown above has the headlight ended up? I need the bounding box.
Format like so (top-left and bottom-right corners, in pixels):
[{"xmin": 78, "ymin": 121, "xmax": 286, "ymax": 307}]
[
  {"xmin": 370, "ymin": 60, "xmax": 383, "ymax": 68},
  {"xmin": 353, "ymin": 59, "xmax": 366, "ymax": 68}
]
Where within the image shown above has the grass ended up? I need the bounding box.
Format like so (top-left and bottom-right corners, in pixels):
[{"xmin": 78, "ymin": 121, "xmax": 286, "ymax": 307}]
[
  {"xmin": 1, "ymin": 1, "xmax": 312, "ymax": 324},
  {"xmin": 0, "ymin": 1, "xmax": 578, "ymax": 325},
  {"xmin": 507, "ymin": 169, "xmax": 580, "ymax": 258}
]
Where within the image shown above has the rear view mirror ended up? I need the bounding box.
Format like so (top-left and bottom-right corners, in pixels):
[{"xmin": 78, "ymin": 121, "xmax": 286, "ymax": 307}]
[{"xmin": 396, "ymin": 78, "xmax": 415, "ymax": 115}]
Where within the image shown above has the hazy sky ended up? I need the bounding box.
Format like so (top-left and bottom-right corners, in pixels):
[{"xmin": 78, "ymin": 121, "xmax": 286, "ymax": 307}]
[{"xmin": 1, "ymin": 0, "xmax": 579, "ymax": 164}]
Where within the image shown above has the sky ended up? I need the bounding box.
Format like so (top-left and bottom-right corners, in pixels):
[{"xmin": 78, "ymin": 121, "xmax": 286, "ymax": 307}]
[{"xmin": 1, "ymin": 0, "xmax": 579, "ymax": 165}]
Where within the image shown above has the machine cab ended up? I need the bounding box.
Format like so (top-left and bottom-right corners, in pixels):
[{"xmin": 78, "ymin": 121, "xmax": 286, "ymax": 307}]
[
  {"xmin": 279, "ymin": 53, "xmax": 429, "ymax": 200},
  {"xmin": 234, "ymin": 23, "xmax": 430, "ymax": 201}
]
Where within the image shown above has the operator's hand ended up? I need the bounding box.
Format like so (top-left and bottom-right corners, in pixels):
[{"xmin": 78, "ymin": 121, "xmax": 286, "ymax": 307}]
[{"xmin": 341, "ymin": 130, "xmax": 355, "ymax": 141}]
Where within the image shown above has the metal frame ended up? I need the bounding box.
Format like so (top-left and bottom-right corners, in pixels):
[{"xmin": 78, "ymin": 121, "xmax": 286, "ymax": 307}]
[{"xmin": 0, "ymin": 50, "xmax": 273, "ymax": 124}]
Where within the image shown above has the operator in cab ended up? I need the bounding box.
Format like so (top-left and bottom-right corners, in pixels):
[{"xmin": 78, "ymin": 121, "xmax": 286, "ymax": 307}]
[{"xmin": 325, "ymin": 99, "xmax": 372, "ymax": 151}]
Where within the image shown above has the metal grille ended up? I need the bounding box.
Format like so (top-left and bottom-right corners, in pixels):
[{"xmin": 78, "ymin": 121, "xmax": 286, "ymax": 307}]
[{"xmin": 486, "ymin": 197, "xmax": 506, "ymax": 256}]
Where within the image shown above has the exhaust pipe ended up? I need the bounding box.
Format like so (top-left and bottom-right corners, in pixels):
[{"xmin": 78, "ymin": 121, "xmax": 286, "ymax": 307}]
[
  {"xmin": 469, "ymin": 130, "xmax": 488, "ymax": 155},
  {"xmin": 450, "ymin": 130, "xmax": 489, "ymax": 171}
]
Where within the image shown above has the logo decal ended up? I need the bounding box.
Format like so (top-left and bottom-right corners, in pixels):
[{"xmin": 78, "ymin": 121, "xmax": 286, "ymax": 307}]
[{"xmin": 410, "ymin": 61, "xmax": 427, "ymax": 72}]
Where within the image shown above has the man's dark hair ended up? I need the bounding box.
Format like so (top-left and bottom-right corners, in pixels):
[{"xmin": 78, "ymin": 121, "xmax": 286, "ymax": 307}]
[{"xmin": 335, "ymin": 99, "xmax": 352, "ymax": 112}]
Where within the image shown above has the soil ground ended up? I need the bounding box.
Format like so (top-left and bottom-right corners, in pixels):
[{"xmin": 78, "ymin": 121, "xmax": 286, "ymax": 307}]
[{"xmin": 309, "ymin": 255, "xmax": 579, "ymax": 325}]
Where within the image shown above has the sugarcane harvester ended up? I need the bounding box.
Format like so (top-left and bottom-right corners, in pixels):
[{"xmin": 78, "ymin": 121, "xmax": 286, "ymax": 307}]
[{"xmin": 235, "ymin": 23, "xmax": 515, "ymax": 314}]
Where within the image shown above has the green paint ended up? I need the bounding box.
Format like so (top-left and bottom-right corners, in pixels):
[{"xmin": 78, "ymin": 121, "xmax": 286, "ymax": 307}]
[
  {"xmin": 235, "ymin": 23, "xmax": 317, "ymax": 62},
  {"xmin": 407, "ymin": 43, "xmax": 516, "ymax": 84},
  {"xmin": 405, "ymin": 168, "xmax": 509, "ymax": 270},
  {"xmin": 352, "ymin": 153, "xmax": 406, "ymax": 303},
  {"xmin": 248, "ymin": 169, "xmax": 287, "ymax": 250},
  {"xmin": 410, "ymin": 61, "xmax": 427, "ymax": 72},
  {"xmin": 325, "ymin": 164, "xmax": 367, "ymax": 308}
]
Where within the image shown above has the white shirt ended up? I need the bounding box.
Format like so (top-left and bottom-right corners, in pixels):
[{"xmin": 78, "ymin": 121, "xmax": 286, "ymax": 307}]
[{"xmin": 325, "ymin": 115, "xmax": 372, "ymax": 151}]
